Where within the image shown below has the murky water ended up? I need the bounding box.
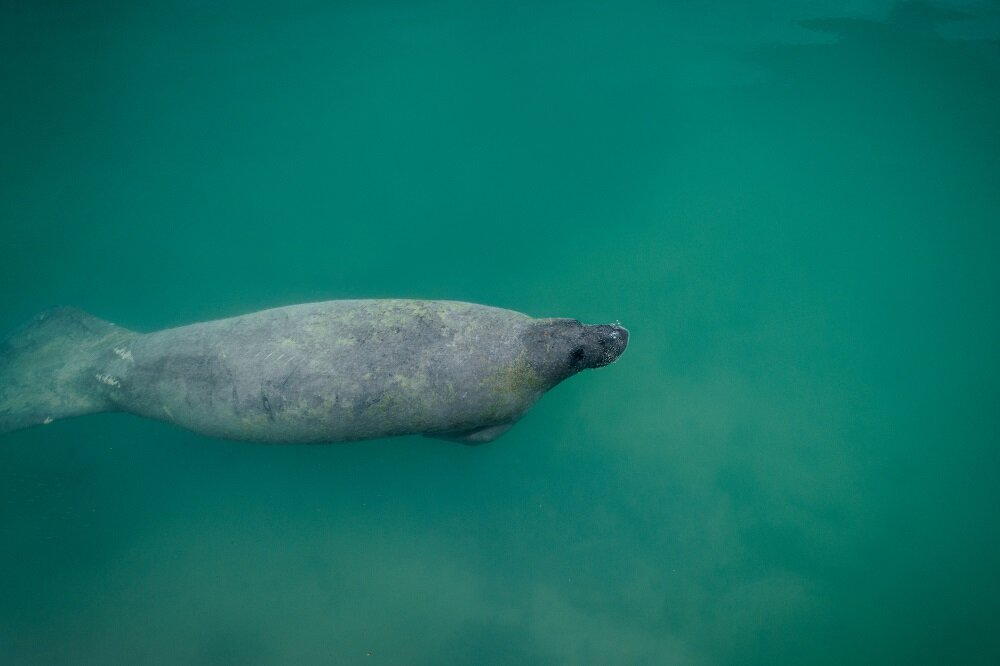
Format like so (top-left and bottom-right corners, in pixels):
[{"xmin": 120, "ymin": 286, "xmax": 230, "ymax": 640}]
[{"xmin": 2, "ymin": 2, "xmax": 998, "ymax": 663}]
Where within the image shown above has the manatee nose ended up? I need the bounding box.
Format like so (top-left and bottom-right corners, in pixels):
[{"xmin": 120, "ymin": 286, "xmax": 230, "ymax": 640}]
[
  {"xmin": 589, "ymin": 323, "xmax": 629, "ymax": 367},
  {"xmin": 605, "ymin": 324, "xmax": 629, "ymax": 361}
]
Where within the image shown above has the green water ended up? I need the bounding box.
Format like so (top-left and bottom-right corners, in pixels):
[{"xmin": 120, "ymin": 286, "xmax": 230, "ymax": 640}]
[{"xmin": 2, "ymin": 1, "xmax": 999, "ymax": 663}]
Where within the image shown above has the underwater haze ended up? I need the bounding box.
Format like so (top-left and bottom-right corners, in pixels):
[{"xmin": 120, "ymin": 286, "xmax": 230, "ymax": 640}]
[{"xmin": 2, "ymin": 1, "xmax": 999, "ymax": 663}]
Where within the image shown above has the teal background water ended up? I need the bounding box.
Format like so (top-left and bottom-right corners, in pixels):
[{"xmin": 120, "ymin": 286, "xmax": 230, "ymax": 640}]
[{"xmin": 2, "ymin": 1, "xmax": 999, "ymax": 663}]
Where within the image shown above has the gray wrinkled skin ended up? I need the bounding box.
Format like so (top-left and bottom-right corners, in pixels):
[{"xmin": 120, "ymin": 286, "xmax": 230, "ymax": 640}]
[{"xmin": 0, "ymin": 300, "xmax": 628, "ymax": 444}]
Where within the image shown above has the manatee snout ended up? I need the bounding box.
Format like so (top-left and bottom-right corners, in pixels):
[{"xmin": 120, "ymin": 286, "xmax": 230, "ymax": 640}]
[
  {"xmin": 521, "ymin": 318, "xmax": 630, "ymax": 387},
  {"xmin": 581, "ymin": 323, "xmax": 629, "ymax": 368}
]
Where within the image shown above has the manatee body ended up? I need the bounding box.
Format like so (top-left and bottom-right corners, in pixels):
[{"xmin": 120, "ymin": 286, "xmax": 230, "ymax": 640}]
[{"xmin": 0, "ymin": 300, "xmax": 628, "ymax": 444}]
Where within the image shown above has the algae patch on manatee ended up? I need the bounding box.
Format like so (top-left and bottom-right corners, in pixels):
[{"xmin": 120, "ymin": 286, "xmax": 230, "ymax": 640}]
[{"xmin": 481, "ymin": 352, "xmax": 545, "ymax": 421}]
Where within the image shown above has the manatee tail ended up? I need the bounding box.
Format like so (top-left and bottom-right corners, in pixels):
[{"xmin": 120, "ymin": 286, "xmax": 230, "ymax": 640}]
[{"xmin": 0, "ymin": 307, "xmax": 136, "ymax": 436}]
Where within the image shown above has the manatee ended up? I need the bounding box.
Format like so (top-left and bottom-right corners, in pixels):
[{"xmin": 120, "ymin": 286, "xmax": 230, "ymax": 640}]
[{"xmin": 0, "ymin": 300, "xmax": 628, "ymax": 444}]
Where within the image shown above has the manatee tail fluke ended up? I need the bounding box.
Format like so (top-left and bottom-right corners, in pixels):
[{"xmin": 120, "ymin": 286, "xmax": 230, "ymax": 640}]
[{"xmin": 0, "ymin": 307, "xmax": 135, "ymax": 436}]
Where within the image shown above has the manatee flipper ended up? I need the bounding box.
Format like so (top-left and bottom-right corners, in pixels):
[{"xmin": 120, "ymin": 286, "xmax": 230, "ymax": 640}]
[
  {"xmin": 0, "ymin": 307, "xmax": 136, "ymax": 435},
  {"xmin": 425, "ymin": 422, "xmax": 514, "ymax": 445}
]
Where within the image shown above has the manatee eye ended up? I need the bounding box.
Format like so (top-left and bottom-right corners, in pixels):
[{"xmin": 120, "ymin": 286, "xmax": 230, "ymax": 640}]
[{"xmin": 569, "ymin": 346, "xmax": 586, "ymax": 366}]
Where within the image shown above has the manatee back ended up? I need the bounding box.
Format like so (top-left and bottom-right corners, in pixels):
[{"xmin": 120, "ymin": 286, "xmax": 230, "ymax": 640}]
[{"xmin": 116, "ymin": 300, "xmax": 544, "ymax": 442}]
